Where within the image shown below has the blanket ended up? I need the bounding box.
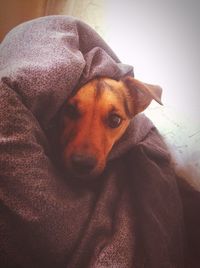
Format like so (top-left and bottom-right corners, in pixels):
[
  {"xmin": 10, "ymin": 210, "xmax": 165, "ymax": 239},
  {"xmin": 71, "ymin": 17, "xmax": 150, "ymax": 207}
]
[{"xmin": 0, "ymin": 15, "xmax": 200, "ymax": 268}]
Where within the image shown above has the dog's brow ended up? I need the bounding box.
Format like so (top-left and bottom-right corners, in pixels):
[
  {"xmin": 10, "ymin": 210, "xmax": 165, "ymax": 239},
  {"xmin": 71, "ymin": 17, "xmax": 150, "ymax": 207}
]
[
  {"xmin": 103, "ymin": 82, "xmax": 132, "ymax": 118},
  {"xmin": 95, "ymin": 79, "xmax": 132, "ymax": 118},
  {"xmin": 96, "ymin": 79, "xmax": 120, "ymax": 98},
  {"xmin": 109, "ymin": 105, "xmax": 120, "ymax": 114},
  {"xmin": 110, "ymin": 86, "xmax": 132, "ymax": 118}
]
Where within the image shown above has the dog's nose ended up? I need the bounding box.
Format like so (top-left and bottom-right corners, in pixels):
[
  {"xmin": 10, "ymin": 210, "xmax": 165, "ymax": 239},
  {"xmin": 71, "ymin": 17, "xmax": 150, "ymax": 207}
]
[{"xmin": 71, "ymin": 153, "xmax": 97, "ymax": 173}]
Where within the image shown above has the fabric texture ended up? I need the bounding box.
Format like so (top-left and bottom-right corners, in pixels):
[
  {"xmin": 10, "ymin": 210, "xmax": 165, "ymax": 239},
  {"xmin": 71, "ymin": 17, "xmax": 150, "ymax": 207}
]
[{"xmin": 0, "ymin": 15, "xmax": 199, "ymax": 268}]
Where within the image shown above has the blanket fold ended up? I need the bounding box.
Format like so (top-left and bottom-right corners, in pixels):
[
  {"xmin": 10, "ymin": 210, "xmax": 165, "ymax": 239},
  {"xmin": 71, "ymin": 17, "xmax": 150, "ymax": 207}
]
[{"xmin": 0, "ymin": 15, "xmax": 200, "ymax": 268}]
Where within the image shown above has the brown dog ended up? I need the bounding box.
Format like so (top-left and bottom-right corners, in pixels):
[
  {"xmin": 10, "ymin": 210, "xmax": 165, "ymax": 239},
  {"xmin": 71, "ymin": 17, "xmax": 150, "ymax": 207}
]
[{"xmin": 59, "ymin": 76, "xmax": 162, "ymax": 178}]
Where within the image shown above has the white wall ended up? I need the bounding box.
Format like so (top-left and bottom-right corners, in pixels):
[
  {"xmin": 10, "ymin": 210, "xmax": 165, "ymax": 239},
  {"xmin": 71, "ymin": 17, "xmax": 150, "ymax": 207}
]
[{"xmin": 105, "ymin": 0, "xmax": 200, "ymax": 115}]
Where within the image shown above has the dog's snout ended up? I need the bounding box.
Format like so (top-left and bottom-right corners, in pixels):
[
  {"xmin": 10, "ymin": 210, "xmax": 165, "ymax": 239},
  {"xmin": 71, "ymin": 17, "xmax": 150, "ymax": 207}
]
[{"xmin": 71, "ymin": 153, "xmax": 97, "ymax": 173}]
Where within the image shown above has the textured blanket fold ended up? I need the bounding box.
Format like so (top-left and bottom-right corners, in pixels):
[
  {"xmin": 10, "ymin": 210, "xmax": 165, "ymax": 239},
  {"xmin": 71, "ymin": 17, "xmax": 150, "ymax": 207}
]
[{"xmin": 0, "ymin": 15, "xmax": 199, "ymax": 268}]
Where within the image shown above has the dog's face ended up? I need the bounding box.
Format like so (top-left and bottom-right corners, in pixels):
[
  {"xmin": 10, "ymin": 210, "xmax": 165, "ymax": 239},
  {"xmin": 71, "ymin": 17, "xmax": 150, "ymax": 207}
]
[{"xmin": 59, "ymin": 76, "xmax": 162, "ymax": 178}]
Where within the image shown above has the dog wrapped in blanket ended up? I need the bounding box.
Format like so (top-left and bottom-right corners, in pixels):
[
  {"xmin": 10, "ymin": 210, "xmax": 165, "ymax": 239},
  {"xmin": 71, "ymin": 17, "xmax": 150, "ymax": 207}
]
[
  {"xmin": 59, "ymin": 76, "xmax": 162, "ymax": 179},
  {"xmin": 0, "ymin": 15, "xmax": 200, "ymax": 268}
]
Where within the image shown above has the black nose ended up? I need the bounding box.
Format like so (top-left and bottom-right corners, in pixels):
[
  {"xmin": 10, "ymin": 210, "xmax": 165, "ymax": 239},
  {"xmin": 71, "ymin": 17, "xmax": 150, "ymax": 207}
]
[{"xmin": 71, "ymin": 153, "xmax": 97, "ymax": 173}]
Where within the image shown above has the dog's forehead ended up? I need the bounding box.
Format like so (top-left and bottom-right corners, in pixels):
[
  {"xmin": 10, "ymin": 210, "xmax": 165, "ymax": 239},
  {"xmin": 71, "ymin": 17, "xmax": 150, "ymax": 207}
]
[
  {"xmin": 102, "ymin": 78, "xmax": 123, "ymax": 88},
  {"xmin": 74, "ymin": 78, "xmax": 124, "ymax": 102}
]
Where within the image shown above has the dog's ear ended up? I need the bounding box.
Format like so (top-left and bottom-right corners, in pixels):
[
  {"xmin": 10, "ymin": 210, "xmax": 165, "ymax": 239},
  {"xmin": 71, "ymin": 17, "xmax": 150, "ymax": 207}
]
[{"xmin": 122, "ymin": 76, "xmax": 163, "ymax": 116}]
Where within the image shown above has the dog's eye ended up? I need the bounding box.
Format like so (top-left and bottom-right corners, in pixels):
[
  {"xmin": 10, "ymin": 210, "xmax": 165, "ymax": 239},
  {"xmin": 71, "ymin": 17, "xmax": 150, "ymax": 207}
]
[
  {"xmin": 65, "ymin": 103, "xmax": 80, "ymax": 119},
  {"xmin": 107, "ymin": 114, "xmax": 122, "ymax": 128}
]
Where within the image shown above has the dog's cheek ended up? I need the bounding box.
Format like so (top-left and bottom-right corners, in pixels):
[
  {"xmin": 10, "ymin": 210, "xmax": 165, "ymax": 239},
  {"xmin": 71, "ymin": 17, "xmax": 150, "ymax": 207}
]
[
  {"xmin": 62, "ymin": 145, "xmax": 73, "ymax": 169},
  {"xmin": 101, "ymin": 125, "xmax": 128, "ymax": 159},
  {"xmin": 60, "ymin": 123, "xmax": 79, "ymax": 148},
  {"xmin": 103, "ymin": 134, "xmax": 117, "ymax": 157}
]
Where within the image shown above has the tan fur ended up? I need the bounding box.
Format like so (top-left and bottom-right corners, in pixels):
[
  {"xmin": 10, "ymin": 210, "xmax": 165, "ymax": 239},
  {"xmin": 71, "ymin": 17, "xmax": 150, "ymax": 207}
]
[{"xmin": 59, "ymin": 76, "xmax": 162, "ymax": 178}]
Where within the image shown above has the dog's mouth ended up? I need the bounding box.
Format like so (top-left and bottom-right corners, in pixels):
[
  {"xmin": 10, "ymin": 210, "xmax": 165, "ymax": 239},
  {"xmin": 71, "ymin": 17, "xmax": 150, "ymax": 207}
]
[
  {"xmin": 63, "ymin": 153, "xmax": 104, "ymax": 179},
  {"xmin": 67, "ymin": 165, "xmax": 103, "ymax": 179}
]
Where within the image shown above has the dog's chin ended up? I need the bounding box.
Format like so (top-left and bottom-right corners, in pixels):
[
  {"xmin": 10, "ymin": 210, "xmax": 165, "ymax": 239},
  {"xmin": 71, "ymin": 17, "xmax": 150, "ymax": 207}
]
[{"xmin": 66, "ymin": 166, "xmax": 103, "ymax": 180}]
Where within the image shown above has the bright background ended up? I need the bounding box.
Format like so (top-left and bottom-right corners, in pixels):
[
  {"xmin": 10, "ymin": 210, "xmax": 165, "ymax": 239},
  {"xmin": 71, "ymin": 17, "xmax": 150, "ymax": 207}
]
[{"xmin": 105, "ymin": 0, "xmax": 200, "ymax": 115}]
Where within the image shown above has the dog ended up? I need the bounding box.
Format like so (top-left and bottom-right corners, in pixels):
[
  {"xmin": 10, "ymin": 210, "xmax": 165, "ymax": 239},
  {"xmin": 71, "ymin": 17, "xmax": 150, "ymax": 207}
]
[{"xmin": 59, "ymin": 76, "xmax": 162, "ymax": 178}]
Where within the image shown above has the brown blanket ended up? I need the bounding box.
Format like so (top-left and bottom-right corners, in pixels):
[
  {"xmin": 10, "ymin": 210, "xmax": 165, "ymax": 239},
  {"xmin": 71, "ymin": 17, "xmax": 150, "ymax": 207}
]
[{"xmin": 0, "ymin": 15, "xmax": 200, "ymax": 268}]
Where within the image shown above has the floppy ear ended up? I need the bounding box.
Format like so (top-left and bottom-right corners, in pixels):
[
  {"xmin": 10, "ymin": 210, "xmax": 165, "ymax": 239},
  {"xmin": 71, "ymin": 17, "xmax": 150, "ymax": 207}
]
[{"xmin": 122, "ymin": 76, "xmax": 163, "ymax": 116}]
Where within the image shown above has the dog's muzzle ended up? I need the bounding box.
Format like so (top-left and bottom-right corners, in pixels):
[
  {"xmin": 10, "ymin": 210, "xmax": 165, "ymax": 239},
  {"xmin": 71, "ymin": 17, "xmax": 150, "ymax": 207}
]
[{"xmin": 70, "ymin": 153, "xmax": 97, "ymax": 176}]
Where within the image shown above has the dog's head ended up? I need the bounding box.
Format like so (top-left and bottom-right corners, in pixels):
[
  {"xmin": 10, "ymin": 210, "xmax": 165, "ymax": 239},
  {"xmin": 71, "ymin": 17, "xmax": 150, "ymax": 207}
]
[{"xmin": 59, "ymin": 76, "xmax": 162, "ymax": 178}]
